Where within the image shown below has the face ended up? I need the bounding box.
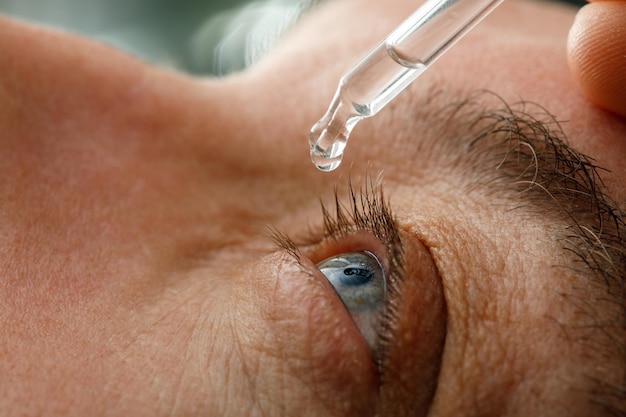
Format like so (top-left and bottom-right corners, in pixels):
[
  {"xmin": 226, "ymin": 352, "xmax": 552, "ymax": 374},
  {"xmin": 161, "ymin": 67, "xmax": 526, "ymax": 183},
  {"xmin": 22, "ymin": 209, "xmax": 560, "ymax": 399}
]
[{"xmin": 0, "ymin": 0, "xmax": 624, "ymax": 416}]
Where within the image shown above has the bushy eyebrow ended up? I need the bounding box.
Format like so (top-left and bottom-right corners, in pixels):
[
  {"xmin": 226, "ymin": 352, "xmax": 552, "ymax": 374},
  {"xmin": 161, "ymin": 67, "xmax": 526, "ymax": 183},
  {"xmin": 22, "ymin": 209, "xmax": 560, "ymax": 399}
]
[{"xmin": 430, "ymin": 91, "xmax": 626, "ymax": 414}]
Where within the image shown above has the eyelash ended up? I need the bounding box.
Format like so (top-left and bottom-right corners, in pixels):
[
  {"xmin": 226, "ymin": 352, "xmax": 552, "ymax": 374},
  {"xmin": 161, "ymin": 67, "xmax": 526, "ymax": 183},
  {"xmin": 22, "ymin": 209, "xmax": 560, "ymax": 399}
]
[{"xmin": 272, "ymin": 179, "xmax": 405, "ymax": 374}]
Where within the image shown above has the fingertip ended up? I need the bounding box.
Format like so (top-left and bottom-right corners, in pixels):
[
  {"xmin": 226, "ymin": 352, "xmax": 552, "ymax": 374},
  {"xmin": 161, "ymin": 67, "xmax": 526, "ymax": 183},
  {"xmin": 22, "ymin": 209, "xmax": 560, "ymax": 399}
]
[{"xmin": 567, "ymin": 2, "xmax": 626, "ymax": 117}]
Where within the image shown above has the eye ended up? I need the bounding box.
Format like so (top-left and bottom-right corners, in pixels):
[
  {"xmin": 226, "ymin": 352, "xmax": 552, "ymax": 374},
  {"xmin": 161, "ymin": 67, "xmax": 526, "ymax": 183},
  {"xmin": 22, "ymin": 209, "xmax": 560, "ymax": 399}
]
[{"xmin": 317, "ymin": 251, "xmax": 387, "ymax": 352}]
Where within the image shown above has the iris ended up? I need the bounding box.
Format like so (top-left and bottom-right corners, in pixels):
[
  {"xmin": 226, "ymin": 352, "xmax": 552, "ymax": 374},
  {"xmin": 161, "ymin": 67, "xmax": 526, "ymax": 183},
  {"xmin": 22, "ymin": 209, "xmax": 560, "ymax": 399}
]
[{"xmin": 317, "ymin": 251, "xmax": 386, "ymax": 352}]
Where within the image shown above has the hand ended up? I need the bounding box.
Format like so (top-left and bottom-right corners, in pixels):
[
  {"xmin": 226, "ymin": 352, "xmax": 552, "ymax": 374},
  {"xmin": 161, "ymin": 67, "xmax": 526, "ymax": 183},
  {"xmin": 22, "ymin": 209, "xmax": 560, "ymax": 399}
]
[{"xmin": 568, "ymin": 0, "xmax": 626, "ymax": 117}]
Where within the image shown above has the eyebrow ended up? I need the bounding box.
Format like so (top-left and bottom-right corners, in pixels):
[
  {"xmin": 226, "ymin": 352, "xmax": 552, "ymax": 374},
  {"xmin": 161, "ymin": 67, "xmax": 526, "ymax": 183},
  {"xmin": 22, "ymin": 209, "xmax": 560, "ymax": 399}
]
[{"xmin": 418, "ymin": 90, "xmax": 626, "ymax": 414}]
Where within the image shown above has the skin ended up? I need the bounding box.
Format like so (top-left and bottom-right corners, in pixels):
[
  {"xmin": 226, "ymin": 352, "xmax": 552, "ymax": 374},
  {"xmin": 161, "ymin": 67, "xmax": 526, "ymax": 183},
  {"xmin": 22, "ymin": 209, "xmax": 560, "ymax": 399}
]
[
  {"xmin": 0, "ymin": 0, "xmax": 624, "ymax": 416},
  {"xmin": 567, "ymin": 0, "xmax": 626, "ymax": 117}
]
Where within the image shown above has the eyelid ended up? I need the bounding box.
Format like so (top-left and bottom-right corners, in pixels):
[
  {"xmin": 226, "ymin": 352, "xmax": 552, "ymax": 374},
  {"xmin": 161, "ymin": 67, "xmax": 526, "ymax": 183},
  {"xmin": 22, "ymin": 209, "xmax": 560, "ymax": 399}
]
[
  {"xmin": 271, "ymin": 180, "xmax": 447, "ymax": 413},
  {"xmin": 283, "ymin": 181, "xmax": 407, "ymax": 368},
  {"xmin": 377, "ymin": 232, "xmax": 447, "ymax": 414},
  {"xmin": 308, "ymin": 231, "xmax": 392, "ymax": 271}
]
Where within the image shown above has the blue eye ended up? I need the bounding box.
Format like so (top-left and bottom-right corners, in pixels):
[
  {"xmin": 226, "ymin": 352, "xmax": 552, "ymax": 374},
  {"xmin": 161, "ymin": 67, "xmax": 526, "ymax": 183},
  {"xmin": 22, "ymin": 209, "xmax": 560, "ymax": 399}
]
[{"xmin": 317, "ymin": 251, "xmax": 386, "ymax": 352}]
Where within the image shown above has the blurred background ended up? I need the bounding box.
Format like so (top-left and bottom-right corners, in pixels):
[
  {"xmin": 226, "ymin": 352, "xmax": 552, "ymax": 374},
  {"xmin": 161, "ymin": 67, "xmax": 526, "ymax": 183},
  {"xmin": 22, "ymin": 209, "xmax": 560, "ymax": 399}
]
[
  {"xmin": 0, "ymin": 0, "xmax": 318, "ymax": 75},
  {"xmin": 0, "ymin": 0, "xmax": 584, "ymax": 76}
]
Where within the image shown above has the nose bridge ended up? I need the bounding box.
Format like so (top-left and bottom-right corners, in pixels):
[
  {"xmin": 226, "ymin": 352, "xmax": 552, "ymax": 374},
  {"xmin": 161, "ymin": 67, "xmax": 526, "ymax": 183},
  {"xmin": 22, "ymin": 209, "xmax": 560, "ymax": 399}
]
[{"xmin": 185, "ymin": 72, "xmax": 315, "ymax": 175}]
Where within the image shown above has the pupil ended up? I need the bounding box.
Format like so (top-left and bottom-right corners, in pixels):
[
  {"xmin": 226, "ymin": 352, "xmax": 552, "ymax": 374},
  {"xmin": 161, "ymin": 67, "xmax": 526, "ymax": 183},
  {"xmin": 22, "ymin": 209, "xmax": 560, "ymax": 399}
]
[
  {"xmin": 342, "ymin": 267, "xmax": 372, "ymax": 285},
  {"xmin": 344, "ymin": 267, "xmax": 371, "ymax": 277}
]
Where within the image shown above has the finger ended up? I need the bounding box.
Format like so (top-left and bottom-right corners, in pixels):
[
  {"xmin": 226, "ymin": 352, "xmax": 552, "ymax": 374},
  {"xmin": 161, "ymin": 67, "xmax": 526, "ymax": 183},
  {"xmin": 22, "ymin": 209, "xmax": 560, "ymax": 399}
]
[{"xmin": 567, "ymin": 1, "xmax": 626, "ymax": 117}]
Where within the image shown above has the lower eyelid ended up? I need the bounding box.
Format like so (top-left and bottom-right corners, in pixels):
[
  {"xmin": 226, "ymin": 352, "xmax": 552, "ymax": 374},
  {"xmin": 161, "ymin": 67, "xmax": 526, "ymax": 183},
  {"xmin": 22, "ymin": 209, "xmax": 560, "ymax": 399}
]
[{"xmin": 252, "ymin": 251, "xmax": 381, "ymax": 410}]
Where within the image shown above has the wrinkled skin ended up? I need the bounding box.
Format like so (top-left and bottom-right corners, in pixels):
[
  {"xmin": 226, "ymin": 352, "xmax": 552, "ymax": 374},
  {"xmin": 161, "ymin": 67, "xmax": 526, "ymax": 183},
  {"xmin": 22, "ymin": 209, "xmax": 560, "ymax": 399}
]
[{"xmin": 0, "ymin": 0, "xmax": 625, "ymax": 416}]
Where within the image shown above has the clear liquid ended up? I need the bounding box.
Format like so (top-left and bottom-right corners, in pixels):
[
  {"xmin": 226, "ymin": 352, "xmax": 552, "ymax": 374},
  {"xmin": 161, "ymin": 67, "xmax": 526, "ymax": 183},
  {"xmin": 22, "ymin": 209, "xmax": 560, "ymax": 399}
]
[
  {"xmin": 308, "ymin": 98, "xmax": 362, "ymax": 172},
  {"xmin": 310, "ymin": 43, "xmax": 426, "ymax": 172}
]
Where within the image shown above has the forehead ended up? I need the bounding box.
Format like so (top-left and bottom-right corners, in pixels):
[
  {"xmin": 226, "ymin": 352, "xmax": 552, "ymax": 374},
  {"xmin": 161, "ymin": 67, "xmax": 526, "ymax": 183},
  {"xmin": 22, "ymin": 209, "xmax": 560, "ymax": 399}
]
[{"xmin": 247, "ymin": 0, "xmax": 626, "ymax": 202}]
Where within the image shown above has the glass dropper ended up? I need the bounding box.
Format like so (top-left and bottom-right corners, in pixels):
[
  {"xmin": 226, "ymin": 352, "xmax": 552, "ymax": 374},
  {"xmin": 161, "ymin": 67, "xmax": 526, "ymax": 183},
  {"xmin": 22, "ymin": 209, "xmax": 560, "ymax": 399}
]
[{"xmin": 309, "ymin": 0, "xmax": 504, "ymax": 172}]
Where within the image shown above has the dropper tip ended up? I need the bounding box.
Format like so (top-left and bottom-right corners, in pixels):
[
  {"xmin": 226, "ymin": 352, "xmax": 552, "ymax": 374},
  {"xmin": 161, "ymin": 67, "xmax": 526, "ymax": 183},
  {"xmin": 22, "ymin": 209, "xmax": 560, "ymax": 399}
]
[
  {"xmin": 309, "ymin": 125, "xmax": 347, "ymax": 172},
  {"xmin": 309, "ymin": 134, "xmax": 343, "ymax": 172},
  {"xmin": 313, "ymin": 157, "xmax": 342, "ymax": 172}
]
